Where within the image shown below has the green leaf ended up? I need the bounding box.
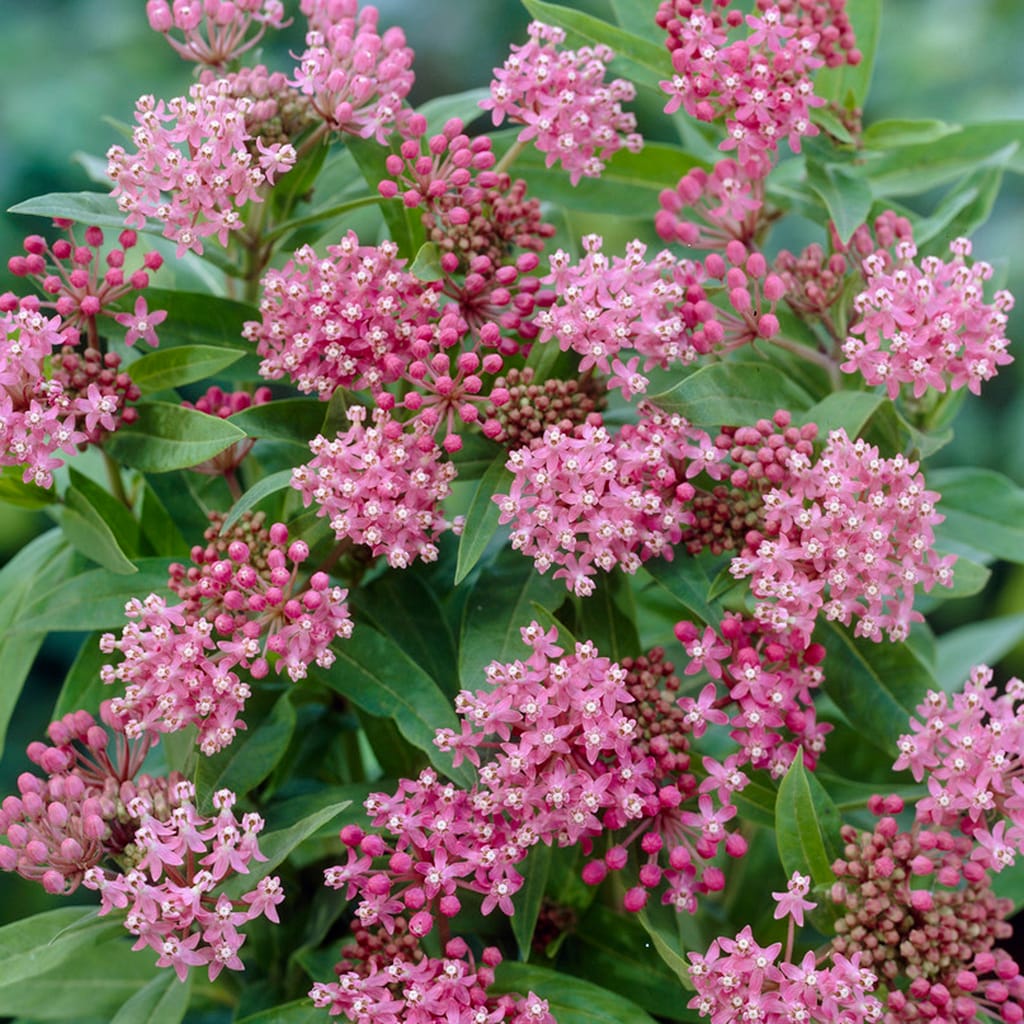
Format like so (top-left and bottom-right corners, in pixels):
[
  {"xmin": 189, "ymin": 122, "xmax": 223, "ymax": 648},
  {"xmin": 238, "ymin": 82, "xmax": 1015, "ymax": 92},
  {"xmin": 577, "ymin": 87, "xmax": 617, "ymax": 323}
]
[
  {"xmin": 494, "ymin": 961, "xmax": 661, "ymax": 1024},
  {"xmin": 195, "ymin": 692, "xmax": 296, "ymax": 811},
  {"xmin": 53, "ymin": 631, "xmax": 110, "ymax": 719},
  {"xmin": 515, "ymin": 141, "xmax": 702, "ymax": 217},
  {"xmin": 775, "ymin": 757, "xmax": 842, "ymax": 886},
  {"xmin": 237, "ymin": 1001, "xmax": 328, "ymax": 1024},
  {"xmin": 575, "ymin": 570, "xmax": 642, "ymax": 662},
  {"xmin": 459, "ymin": 547, "xmax": 568, "ymax": 690},
  {"xmin": 0, "ymin": 530, "xmax": 71, "ymax": 758},
  {"xmin": 105, "ymin": 402, "xmax": 247, "ymax": 473},
  {"xmin": 130, "ymin": 288, "xmax": 259, "ymax": 350},
  {"xmin": 863, "ymin": 118, "xmax": 959, "ymax": 149},
  {"xmin": 520, "ymin": 0, "xmax": 669, "ymax": 93},
  {"xmin": 68, "ymin": 467, "xmax": 139, "ymax": 554},
  {"xmin": 416, "ymin": 87, "xmax": 493, "ymax": 132},
  {"xmin": 0, "ymin": 908, "xmax": 120, "ymax": 989},
  {"xmin": 0, "ymin": 465, "xmax": 57, "ymax": 508},
  {"xmin": 634, "ymin": 910, "xmax": 697, "ymax": 993},
  {"xmin": 351, "ymin": 570, "xmax": 459, "ymax": 695},
  {"xmin": 220, "ymin": 469, "xmax": 295, "ymax": 532},
  {"xmin": 62, "ymin": 484, "xmax": 138, "ymax": 575},
  {"xmin": 812, "ymin": 0, "xmax": 881, "ymax": 108},
  {"xmin": 221, "ymin": 797, "xmax": 350, "ymax": 900},
  {"xmin": 455, "ymin": 452, "xmax": 512, "ymax": 585},
  {"xmin": 315, "ymin": 624, "xmax": 472, "ymax": 784},
  {"xmin": 15, "ymin": 558, "xmax": 172, "ymax": 633},
  {"xmin": 128, "ymin": 344, "xmax": 243, "ymax": 394},
  {"xmin": 806, "ymin": 159, "xmax": 874, "ymax": 244},
  {"xmin": 409, "ymin": 241, "xmax": 444, "ymax": 282},
  {"xmin": 347, "ymin": 136, "xmax": 424, "ymax": 259},
  {"xmin": 0, "ymin": 935, "xmax": 160, "ymax": 1020},
  {"xmin": 934, "ymin": 614, "xmax": 1024, "ymax": 691},
  {"xmin": 819, "ymin": 622, "xmax": 937, "ymax": 757},
  {"xmin": 511, "ymin": 843, "xmax": 552, "ymax": 960},
  {"xmin": 109, "ymin": 970, "xmax": 190, "ymax": 1024},
  {"xmin": 640, "ymin": 556, "xmax": 722, "ymax": 629},
  {"xmin": 864, "ymin": 123, "xmax": 1023, "ymax": 197},
  {"xmin": 567, "ymin": 905, "xmax": 699, "ymax": 1018},
  {"xmin": 934, "ymin": 554, "xmax": 990, "ymax": 601},
  {"xmin": 648, "ymin": 361, "xmax": 813, "ymax": 427},
  {"xmin": 229, "ymin": 398, "xmax": 328, "ymax": 446},
  {"xmin": 914, "ymin": 164, "xmax": 1006, "ymax": 246},
  {"xmin": 8, "ymin": 191, "xmax": 132, "ymax": 230},
  {"xmin": 798, "ymin": 391, "xmax": 884, "ymax": 439},
  {"xmin": 929, "ymin": 468, "xmax": 1024, "ymax": 563},
  {"xmin": 139, "ymin": 480, "xmax": 190, "ymax": 557}
]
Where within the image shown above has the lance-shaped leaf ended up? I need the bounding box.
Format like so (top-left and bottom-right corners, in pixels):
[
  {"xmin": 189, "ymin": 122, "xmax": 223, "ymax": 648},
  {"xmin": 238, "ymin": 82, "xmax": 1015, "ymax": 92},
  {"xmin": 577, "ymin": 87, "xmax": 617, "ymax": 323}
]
[
  {"xmin": 105, "ymin": 402, "xmax": 246, "ymax": 473},
  {"xmin": 510, "ymin": 843, "xmax": 552, "ymax": 961},
  {"xmin": 648, "ymin": 361, "xmax": 813, "ymax": 427},
  {"xmin": 128, "ymin": 344, "xmax": 242, "ymax": 394},
  {"xmin": 929, "ymin": 467, "xmax": 1024, "ymax": 563},
  {"xmin": 8, "ymin": 190, "xmax": 132, "ymax": 229},
  {"xmin": 819, "ymin": 622, "xmax": 936, "ymax": 757},
  {"xmin": 62, "ymin": 483, "xmax": 138, "ymax": 575},
  {"xmin": 775, "ymin": 757, "xmax": 843, "ymax": 886},
  {"xmin": 109, "ymin": 971, "xmax": 191, "ymax": 1024},
  {"xmin": 454, "ymin": 451, "xmax": 512, "ymax": 585}
]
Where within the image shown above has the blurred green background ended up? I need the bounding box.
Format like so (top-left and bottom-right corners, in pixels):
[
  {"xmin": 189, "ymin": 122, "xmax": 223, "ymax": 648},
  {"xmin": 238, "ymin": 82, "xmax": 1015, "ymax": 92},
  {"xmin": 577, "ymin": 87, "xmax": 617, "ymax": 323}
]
[{"xmin": 1, "ymin": 0, "xmax": 1022, "ymax": 921}]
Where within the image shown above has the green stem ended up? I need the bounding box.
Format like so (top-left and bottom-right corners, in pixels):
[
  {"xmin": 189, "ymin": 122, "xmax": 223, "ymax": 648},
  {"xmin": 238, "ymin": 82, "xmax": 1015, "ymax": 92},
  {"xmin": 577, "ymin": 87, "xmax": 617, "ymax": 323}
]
[
  {"xmin": 771, "ymin": 335, "xmax": 840, "ymax": 389},
  {"xmin": 493, "ymin": 137, "xmax": 528, "ymax": 177},
  {"xmin": 102, "ymin": 450, "xmax": 132, "ymax": 509}
]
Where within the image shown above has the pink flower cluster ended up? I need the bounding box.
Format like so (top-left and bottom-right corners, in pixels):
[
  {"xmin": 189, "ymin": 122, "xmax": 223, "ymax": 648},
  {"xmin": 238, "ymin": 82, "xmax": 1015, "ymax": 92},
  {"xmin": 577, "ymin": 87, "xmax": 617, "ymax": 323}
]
[
  {"xmin": 493, "ymin": 409, "xmax": 705, "ymax": 596},
  {"xmin": 310, "ymin": 938, "xmax": 555, "ymax": 1024},
  {"xmin": 656, "ymin": 156, "xmax": 768, "ymax": 250},
  {"xmin": 0, "ymin": 306, "xmax": 141, "ymax": 488},
  {"xmin": 687, "ymin": 927, "xmax": 883, "ymax": 1024},
  {"xmin": 895, "ymin": 665, "xmax": 1024, "ymax": 875},
  {"xmin": 675, "ymin": 613, "xmax": 831, "ymax": 776},
  {"xmin": 533, "ymin": 234, "xmax": 784, "ymax": 400},
  {"xmin": 0, "ymin": 705, "xmax": 280, "ymax": 982},
  {"xmin": 481, "ymin": 20, "xmax": 643, "ymax": 185},
  {"xmin": 102, "ymin": 518, "xmax": 352, "ymax": 753},
  {"xmin": 843, "ymin": 234, "xmax": 1014, "ymax": 398},
  {"xmin": 291, "ymin": 407, "xmax": 456, "ymax": 568},
  {"xmin": 146, "ymin": 0, "xmax": 290, "ymax": 67},
  {"xmin": 85, "ymin": 786, "xmax": 279, "ymax": 982},
  {"xmin": 245, "ymin": 233, "xmax": 435, "ymax": 399},
  {"xmin": 107, "ymin": 76, "xmax": 297, "ymax": 256},
  {"xmin": 5, "ymin": 223, "xmax": 164, "ymax": 342},
  {"xmin": 657, "ymin": 2, "xmax": 860, "ymax": 162},
  {"xmin": 832, "ymin": 796, "xmax": 1023, "ymax": 1024},
  {"xmin": 293, "ymin": 0, "xmax": 415, "ymax": 141},
  {"xmin": 731, "ymin": 428, "xmax": 955, "ymax": 643}
]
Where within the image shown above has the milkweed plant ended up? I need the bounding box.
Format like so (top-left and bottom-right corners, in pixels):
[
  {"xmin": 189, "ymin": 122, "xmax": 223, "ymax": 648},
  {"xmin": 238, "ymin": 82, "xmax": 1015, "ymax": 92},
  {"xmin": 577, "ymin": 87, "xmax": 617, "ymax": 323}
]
[{"xmin": 2, "ymin": 2, "xmax": 1024, "ymax": 1022}]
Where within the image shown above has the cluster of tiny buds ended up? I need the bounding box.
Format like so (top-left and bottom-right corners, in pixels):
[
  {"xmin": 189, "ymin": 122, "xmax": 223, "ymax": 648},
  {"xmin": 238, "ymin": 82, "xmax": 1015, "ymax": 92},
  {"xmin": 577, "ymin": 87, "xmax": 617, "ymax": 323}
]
[{"xmin": 483, "ymin": 366, "xmax": 606, "ymax": 450}]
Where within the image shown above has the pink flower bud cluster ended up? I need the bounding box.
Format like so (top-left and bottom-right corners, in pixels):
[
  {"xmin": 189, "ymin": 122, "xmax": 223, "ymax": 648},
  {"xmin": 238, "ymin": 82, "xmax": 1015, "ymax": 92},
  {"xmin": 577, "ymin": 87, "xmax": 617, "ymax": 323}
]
[
  {"xmin": 181, "ymin": 384, "xmax": 272, "ymax": 476},
  {"xmin": 480, "ymin": 20, "xmax": 643, "ymax": 185},
  {"xmin": 382, "ymin": 345, "xmax": 508, "ymax": 453},
  {"xmin": 895, "ymin": 665, "xmax": 1024, "ymax": 876},
  {"xmin": 310, "ymin": 937, "xmax": 555, "ymax": 1024},
  {"xmin": 146, "ymin": 0, "xmax": 290, "ymax": 67},
  {"xmin": 657, "ymin": 2, "xmax": 860, "ymax": 162},
  {"xmin": 102, "ymin": 518, "xmax": 352, "ymax": 753},
  {"xmin": 0, "ymin": 707, "xmax": 280, "ymax": 982},
  {"xmin": 675, "ymin": 613, "xmax": 831, "ymax": 775},
  {"xmin": 291, "ymin": 407, "xmax": 456, "ymax": 568},
  {"xmin": 107, "ymin": 77, "xmax": 297, "ymax": 256},
  {"xmin": 378, "ymin": 117, "xmax": 555, "ymax": 353},
  {"xmin": 730, "ymin": 428, "xmax": 955, "ymax": 643},
  {"xmin": 4, "ymin": 223, "xmax": 164, "ymax": 340},
  {"xmin": 292, "ymin": 0, "xmax": 415, "ymax": 142},
  {"xmin": 84, "ymin": 785, "xmax": 280, "ymax": 983},
  {"xmin": 533, "ymin": 235, "xmax": 717, "ymax": 399},
  {"xmin": 0, "ymin": 307, "xmax": 140, "ymax": 488},
  {"xmin": 686, "ymin": 926, "xmax": 883, "ymax": 1024},
  {"xmin": 843, "ymin": 233, "xmax": 1014, "ymax": 398},
  {"xmin": 832, "ymin": 796, "xmax": 1022, "ymax": 1024},
  {"xmin": 655, "ymin": 156, "xmax": 769, "ymax": 249},
  {"xmin": 493, "ymin": 408, "xmax": 710, "ymax": 596},
  {"xmin": 245, "ymin": 233, "xmax": 437, "ymax": 399}
]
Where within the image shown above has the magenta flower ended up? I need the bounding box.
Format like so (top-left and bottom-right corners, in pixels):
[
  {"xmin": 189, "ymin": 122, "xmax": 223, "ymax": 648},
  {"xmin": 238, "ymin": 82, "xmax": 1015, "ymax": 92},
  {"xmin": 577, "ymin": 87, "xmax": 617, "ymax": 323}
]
[{"xmin": 771, "ymin": 870, "xmax": 816, "ymax": 926}]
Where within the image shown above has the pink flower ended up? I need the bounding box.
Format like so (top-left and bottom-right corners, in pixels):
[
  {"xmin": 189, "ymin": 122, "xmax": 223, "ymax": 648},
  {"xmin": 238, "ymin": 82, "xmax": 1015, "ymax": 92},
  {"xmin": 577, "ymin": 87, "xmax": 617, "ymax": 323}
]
[{"xmin": 772, "ymin": 870, "xmax": 816, "ymax": 926}]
